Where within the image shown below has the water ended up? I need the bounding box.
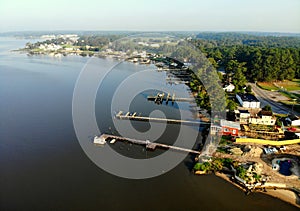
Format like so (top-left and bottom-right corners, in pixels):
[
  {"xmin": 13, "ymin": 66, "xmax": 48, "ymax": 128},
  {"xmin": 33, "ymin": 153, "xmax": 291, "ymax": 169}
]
[{"xmin": 0, "ymin": 37, "xmax": 298, "ymax": 210}]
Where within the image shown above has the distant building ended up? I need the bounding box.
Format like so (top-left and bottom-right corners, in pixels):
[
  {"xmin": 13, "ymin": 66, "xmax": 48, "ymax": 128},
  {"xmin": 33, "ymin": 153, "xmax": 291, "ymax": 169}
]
[
  {"xmin": 150, "ymin": 43, "xmax": 160, "ymax": 48},
  {"xmin": 236, "ymin": 93, "xmax": 260, "ymax": 108},
  {"xmin": 138, "ymin": 42, "xmax": 149, "ymax": 47},
  {"xmin": 223, "ymin": 83, "xmax": 235, "ymax": 92},
  {"xmin": 220, "ymin": 119, "xmax": 241, "ymax": 136}
]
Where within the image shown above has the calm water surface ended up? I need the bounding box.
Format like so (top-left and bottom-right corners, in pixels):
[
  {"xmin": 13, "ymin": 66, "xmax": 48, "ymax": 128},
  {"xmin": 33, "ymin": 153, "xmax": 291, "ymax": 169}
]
[{"xmin": 0, "ymin": 37, "xmax": 298, "ymax": 210}]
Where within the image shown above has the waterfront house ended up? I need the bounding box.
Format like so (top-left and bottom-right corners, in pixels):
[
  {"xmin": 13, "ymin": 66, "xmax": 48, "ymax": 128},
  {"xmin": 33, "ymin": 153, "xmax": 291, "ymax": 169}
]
[
  {"xmin": 235, "ymin": 110, "xmax": 251, "ymax": 124},
  {"xmin": 236, "ymin": 93, "xmax": 260, "ymax": 108},
  {"xmin": 249, "ymin": 110, "xmax": 276, "ymax": 126},
  {"xmin": 220, "ymin": 119, "xmax": 241, "ymax": 136}
]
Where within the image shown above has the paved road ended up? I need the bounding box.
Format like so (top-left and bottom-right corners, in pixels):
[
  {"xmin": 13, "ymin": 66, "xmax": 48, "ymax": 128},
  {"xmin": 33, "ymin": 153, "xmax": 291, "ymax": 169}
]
[{"xmin": 249, "ymin": 83, "xmax": 300, "ymax": 116}]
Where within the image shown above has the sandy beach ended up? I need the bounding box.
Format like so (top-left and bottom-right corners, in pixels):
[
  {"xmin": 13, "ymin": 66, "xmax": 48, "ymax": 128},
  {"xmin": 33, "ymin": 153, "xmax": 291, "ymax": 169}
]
[{"xmin": 215, "ymin": 172, "xmax": 300, "ymax": 208}]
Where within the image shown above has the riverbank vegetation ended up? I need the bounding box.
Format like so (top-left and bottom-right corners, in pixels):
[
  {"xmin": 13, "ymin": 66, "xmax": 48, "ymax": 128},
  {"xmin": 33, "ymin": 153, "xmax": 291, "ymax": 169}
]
[{"xmin": 193, "ymin": 157, "xmax": 236, "ymax": 173}]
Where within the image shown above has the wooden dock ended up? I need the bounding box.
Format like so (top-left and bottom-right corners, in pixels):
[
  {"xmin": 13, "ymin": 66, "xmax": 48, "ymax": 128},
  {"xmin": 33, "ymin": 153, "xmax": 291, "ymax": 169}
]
[
  {"xmin": 147, "ymin": 92, "xmax": 195, "ymax": 104},
  {"xmin": 99, "ymin": 133, "xmax": 201, "ymax": 154},
  {"xmin": 115, "ymin": 111, "xmax": 210, "ymax": 125}
]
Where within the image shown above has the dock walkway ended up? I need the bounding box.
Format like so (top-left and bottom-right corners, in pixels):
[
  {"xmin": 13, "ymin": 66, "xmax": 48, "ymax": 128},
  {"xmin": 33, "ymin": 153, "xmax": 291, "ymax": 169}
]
[
  {"xmin": 99, "ymin": 133, "xmax": 201, "ymax": 154},
  {"xmin": 147, "ymin": 92, "xmax": 195, "ymax": 104},
  {"xmin": 115, "ymin": 111, "xmax": 210, "ymax": 126}
]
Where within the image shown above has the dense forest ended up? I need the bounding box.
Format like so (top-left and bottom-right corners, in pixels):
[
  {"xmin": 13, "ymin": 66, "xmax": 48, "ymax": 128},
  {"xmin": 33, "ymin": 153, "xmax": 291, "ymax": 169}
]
[{"xmin": 194, "ymin": 33, "xmax": 300, "ymax": 84}]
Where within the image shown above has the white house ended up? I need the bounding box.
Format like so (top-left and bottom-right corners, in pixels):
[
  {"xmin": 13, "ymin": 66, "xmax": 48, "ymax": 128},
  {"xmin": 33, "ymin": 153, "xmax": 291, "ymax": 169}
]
[
  {"xmin": 235, "ymin": 110, "xmax": 251, "ymax": 124},
  {"xmin": 249, "ymin": 111, "xmax": 276, "ymax": 126},
  {"xmin": 236, "ymin": 93, "xmax": 260, "ymax": 109}
]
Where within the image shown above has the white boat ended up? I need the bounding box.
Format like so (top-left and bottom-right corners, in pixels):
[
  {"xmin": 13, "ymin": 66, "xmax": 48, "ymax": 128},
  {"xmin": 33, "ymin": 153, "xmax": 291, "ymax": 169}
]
[
  {"xmin": 110, "ymin": 139, "xmax": 116, "ymax": 144},
  {"xmin": 94, "ymin": 135, "xmax": 106, "ymax": 145}
]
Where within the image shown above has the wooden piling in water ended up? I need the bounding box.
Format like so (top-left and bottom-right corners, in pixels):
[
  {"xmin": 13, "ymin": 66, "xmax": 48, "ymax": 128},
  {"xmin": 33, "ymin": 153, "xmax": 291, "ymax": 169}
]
[{"xmin": 166, "ymin": 93, "xmax": 170, "ymax": 104}]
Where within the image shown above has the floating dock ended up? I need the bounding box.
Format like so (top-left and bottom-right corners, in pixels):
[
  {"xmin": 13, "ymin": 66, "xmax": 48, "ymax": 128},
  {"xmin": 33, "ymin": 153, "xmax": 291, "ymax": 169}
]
[
  {"xmin": 115, "ymin": 111, "xmax": 210, "ymax": 126},
  {"xmin": 98, "ymin": 133, "xmax": 201, "ymax": 154}
]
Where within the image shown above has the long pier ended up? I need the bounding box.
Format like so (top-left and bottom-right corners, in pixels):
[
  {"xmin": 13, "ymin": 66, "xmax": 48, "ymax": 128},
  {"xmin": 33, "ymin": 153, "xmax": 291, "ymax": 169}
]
[
  {"xmin": 98, "ymin": 133, "xmax": 201, "ymax": 154},
  {"xmin": 115, "ymin": 111, "xmax": 210, "ymax": 125}
]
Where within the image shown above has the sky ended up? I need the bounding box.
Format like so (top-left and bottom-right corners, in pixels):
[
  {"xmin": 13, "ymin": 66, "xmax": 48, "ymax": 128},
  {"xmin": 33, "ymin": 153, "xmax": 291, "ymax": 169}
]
[{"xmin": 0, "ymin": 0, "xmax": 299, "ymax": 33}]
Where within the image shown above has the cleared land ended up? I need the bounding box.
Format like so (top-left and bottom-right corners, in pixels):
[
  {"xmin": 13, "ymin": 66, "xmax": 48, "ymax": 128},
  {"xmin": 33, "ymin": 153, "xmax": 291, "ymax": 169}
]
[
  {"xmin": 258, "ymin": 80, "xmax": 300, "ymax": 92},
  {"xmin": 256, "ymin": 80, "xmax": 300, "ymax": 113}
]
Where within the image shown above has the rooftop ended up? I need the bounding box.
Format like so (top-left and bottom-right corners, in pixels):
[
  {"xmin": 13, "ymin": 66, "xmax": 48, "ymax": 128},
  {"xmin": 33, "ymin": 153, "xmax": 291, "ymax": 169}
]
[
  {"xmin": 220, "ymin": 119, "xmax": 241, "ymax": 130},
  {"xmin": 259, "ymin": 110, "xmax": 273, "ymax": 116},
  {"xmin": 239, "ymin": 110, "xmax": 250, "ymax": 114},
  {"xmin": 237, "ymin": 93, "xmax": 259, "ymax": 102}
]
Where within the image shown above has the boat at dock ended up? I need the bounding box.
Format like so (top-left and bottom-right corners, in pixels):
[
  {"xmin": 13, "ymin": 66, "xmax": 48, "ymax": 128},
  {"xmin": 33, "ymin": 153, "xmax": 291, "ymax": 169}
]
[{"xmin": 110, "ymin": 139, "xmax": 116, "ymax": 144}]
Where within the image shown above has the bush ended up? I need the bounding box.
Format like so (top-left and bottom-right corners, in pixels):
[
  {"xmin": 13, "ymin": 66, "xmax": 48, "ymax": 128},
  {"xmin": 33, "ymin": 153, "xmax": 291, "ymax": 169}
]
[
  {"xmin": 193, "ymin": 162, "xmax": 212, "ymax": 172},
  {"xmin": 236, "ymin": 166, "xmax": 247, "ymax": 180},
  {"xmin": 194, "ymin": 163, "xmax": 202, "ymax": 171}
]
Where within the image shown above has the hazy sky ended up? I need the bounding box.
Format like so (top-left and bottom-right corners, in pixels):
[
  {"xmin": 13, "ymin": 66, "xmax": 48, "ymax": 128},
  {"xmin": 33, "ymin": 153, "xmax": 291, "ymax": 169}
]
[{"xmin": 0, "ymin": 0, "xmax": 299, "ymax": 32}]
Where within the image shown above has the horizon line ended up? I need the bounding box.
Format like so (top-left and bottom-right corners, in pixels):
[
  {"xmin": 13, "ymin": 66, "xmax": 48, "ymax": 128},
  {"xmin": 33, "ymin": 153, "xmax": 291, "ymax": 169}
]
[{"xmin": 1, "ymin": 29, "xmax": 300, "ymax": 35}]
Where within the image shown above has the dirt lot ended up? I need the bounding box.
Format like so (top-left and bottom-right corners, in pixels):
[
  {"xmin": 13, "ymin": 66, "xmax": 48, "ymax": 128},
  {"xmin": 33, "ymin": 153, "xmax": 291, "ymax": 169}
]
[
  {"xmin": 214, "ymin": 144, "xmax": 300, "ymax": 189},
  {"xmin": 214, "ymin": 144, "xmax": 300, "ymax": 207}
]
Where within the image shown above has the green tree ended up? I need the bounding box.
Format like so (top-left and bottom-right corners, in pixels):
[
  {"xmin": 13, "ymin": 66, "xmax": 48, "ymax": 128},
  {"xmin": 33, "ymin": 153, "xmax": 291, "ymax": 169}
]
[
  {"xmin": 262, "ymin": 104, "xmax": 272, "ymax": 112},
  {"xmin": 232, "ymin": 68, "xmax": 247, "ymax": 90},
  {"xmin": 208, "ymin": 57, "xmax": 218, "ymax": 68},
  {"xmin": 227, "ymin": 99, "xmax": 237, "ymax": 111},
  {"xmin": 222, "ymin": 158, "xmax": 233, "ymax": 168},
  {"xmin": 253, "ymin": 173, "xmax": 261, "ymax": 182},
  {"xmin": 245, "ymin": 85, "xmax": 252, "ymax": 93},
  {"xmin": 212, "ymin": 159, "xmax": 223, "ymax": 171}
]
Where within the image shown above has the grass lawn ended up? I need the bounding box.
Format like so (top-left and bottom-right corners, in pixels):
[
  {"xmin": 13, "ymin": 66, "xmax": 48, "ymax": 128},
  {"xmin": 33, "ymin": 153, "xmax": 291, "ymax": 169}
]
[
  {"xmin": 279, "ymin": 91, "xmax": 300, "ymax": 100},
  {"xmin": 275, "ymin": 79, "xmax": 300, "ymax": 91},
  {"xmin": 257, "ymin": 82, "xmax": 278, "ymax": 91},
  {"xmin": 257, "ymin": 80, "xmax": 300, "ymax": 91}
]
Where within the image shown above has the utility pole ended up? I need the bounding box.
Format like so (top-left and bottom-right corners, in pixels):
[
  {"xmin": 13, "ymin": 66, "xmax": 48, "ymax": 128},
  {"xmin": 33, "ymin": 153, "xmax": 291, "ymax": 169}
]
[{"xmin": 292, "ymin": 98, "xmax": 296, "ymax": 115}]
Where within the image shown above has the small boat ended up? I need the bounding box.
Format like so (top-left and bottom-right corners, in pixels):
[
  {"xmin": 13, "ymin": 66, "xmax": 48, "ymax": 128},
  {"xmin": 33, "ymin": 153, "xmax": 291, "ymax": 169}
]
[
  {"xmin": 94, "ymin": 135, "xmax": 106, "ymax": 145},
  {"xmin": 110, "ymin": 139, "xmax": 116, "ymax": 144}
]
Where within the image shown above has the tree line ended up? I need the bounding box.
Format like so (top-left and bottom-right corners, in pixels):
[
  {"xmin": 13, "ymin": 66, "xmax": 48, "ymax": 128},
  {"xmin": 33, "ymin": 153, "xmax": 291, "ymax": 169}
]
[{"xmin": 194, "ymin": 33, "xmax": 300, "ymax": 83}]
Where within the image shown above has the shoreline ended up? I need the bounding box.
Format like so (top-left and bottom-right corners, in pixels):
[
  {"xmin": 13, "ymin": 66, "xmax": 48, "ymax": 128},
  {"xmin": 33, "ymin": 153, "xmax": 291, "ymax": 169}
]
[{"xmin": 214, "ymin": 172, "xmax": 300, "ymax": 208}]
